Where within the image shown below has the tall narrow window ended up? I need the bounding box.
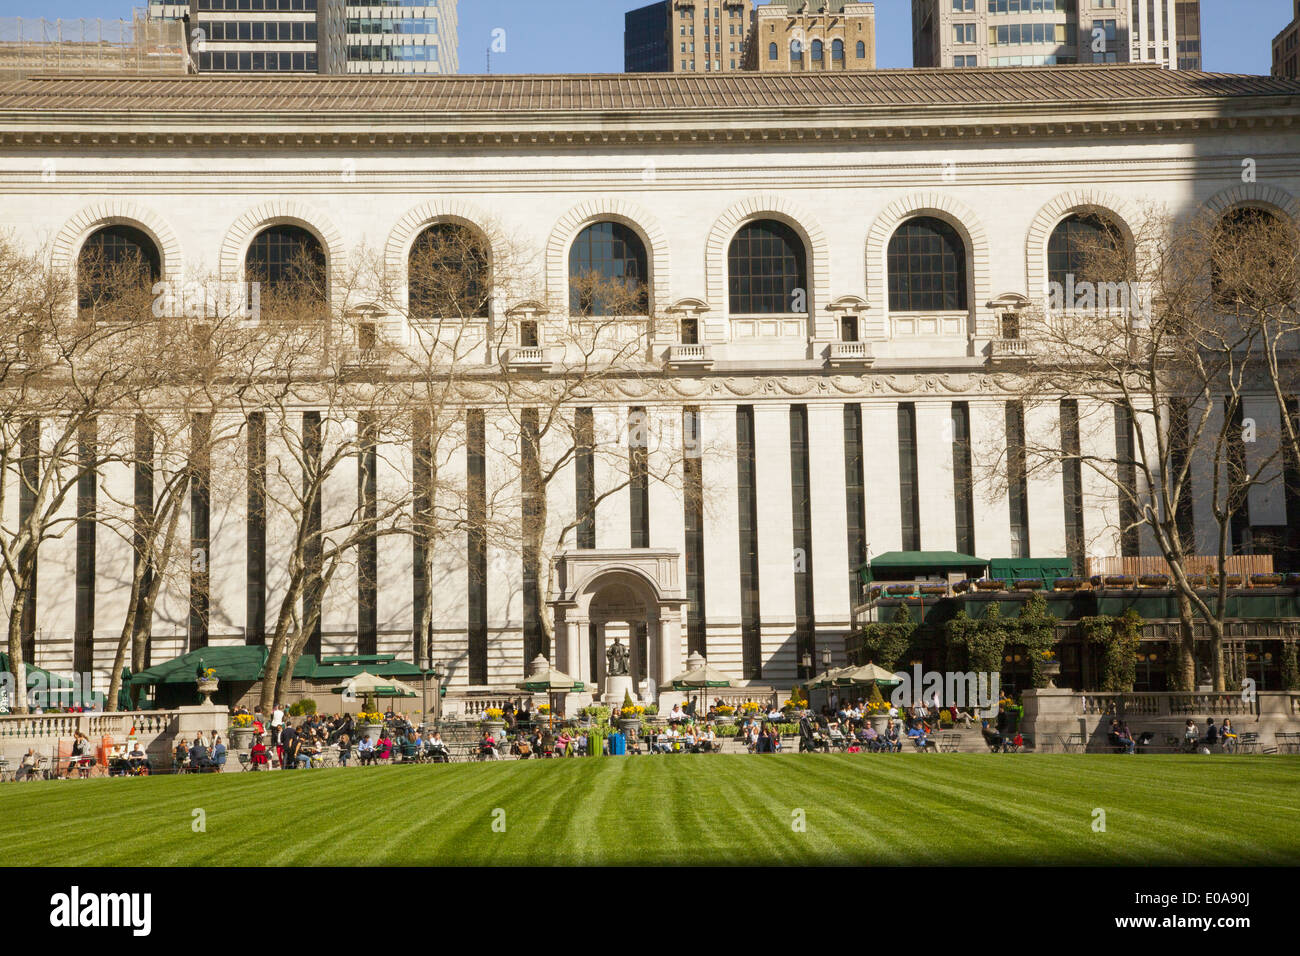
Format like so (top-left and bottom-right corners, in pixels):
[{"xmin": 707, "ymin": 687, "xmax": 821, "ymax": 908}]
[
  {"xmin": 247, "ymin": 412, "xmax": 266, "ymax": 645},
  {"xmin": 952, "ymin": 402, "xmax": 975, "ymax": 556},
  {"xmin": 1167, "ymin": 398, "xmax": 1195, "ymax": 553},
  {"xmin": 412, "ymin": 412, "xmax": 432, "ymax": 663},
  {"xmin": 1006, "ymin": 402, "xmax": 1031, "ymax": 559},
  {"xmin": 1061, "ymin": 400, "xmax": 1085, "ymax": 573},
  {"xmin": 1283, "ymin": 399, "xmax": 1300, "ymax": 570},
  {"xmin": 898, "ymin": 404, "xmax": 921, "ymax": 552},
  {"xmin": 358, "ymin": 412, "xmax": 378, "ymax": 656},
  {"xmin": 18, "ymin": 419, "xmax": 37, "ymax": 665},
  {"xmin": 736, "ymin": 406, "xmax": 762, "ymax": 679},
  {"xmin": 467, "ymin": 410, "xmax": 488, "ymax": 684},
  {"xmin": 629, "ymin": 407, "xmax": 649, "ymax": 548},
  {"xmin": 74, "ymin": 419, "xmax": 96, "ymax": 677},
  {"xmin": 1114, "ymin": 404, "xmax": 1140, "ymax": 557},
  {"xmin": 844, "ymin": 405, "xmax": 867, "ymax": 604},
  {"xmin": 522, "ymin": 408, "xmax": 544, "ymax": 663},
  {"xmin": 575, "ymin": 408, "xmax": 595, "ymax": 549},
  {"xmin": 790, "ymin": 406, "xmax": 816, "ymax": 678},
  {"xmin": 301, "ymin": 411, "xmax": 323, "ymax": 659},
  {"xmin": 189, "ymin": 414, "xmax": 211, "ymax": 651},
  {"xmin": 1225, "ymin": 398, "xmax": 1251, "ymax": 554},
  {"xmin": 683, "ymin": 407, "xmax": 706, "ymax": 656},
  {"xmin": 133, "ymin": 417, "xmax": 154, "ymax": 667}
]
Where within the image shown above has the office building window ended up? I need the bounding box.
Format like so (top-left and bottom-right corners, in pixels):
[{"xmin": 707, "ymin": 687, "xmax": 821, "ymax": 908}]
[
  {"xmin": 629, "ymin": 407, "xmax": 649, "ymax": 548},
  {"xmin": 301, "ymin": 411, "xmax": 323, "ymax": 658},
  {"xmin": 898, "ymin": 404, "xmax": 921, "ymax": 552},
  {"xmin": 1114, "ymin": 403, "xmax": 1140, "ymax": 558},
  {"xmin": 952, "ymin": 403, "xmax": 975, "ymax": 556},
  {"xmin": 737, "ymin": 407, "xmax": 762, "ymax": 679},
  {"xmin": 790, "ymin": 406, "xmax": 816, "ymax": 678},
  {"xmin": 247, "ymin": 412, "xmax": 266, "ymax": 645},
  {"xmin": 844, "ymin": 404, "xmax": 867, "ymax": 604},
  {"xmin": 189, "ymin": 414, "xmax": 212, "ymax": 650},
  {"xmin": 1006, "ymin": 402, "xmax": 1031, "ymax": 558},
  {"xmin": 358, "ymin": 412, "xmax": 378, "ymax": 656},
  {"xmin": 467, "ymin": 409, "xmax": 488, "ymax": 684},
  {"xmin": 1061, "ymin": 400, "xmax": 1085, "ymax": 573},
  {"xmin": 575, "ymin": 408, "xmax": 595, "ymax": 549},
  {"xmin": 683, "ymin": 407, "xmax": 706, "ymax": 655},
  {"xmin": 74, "ymin": 419, "xmax": 96, "ymax": 675}
]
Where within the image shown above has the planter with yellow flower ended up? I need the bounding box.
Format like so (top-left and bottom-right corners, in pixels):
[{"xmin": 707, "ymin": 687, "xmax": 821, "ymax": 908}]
[
  {"xmin": 356, "ymin": 712, "xmax": 385, "ymax": 742},
  {"xmin": 1038, "ymin": 650, "xmax": 1061, "ymax": 689},
  {"xmin": 865, "ymin": 699, "xmax": 892, "ymax": 733},
  {"xmin": 481, "ymin": 707, "xmax": 505, "ymax": 738},
  {"xmin": 229, "ymin": 713, "xmax": 255, "ymax": 750},
  {"xmin": 713, "ymin": 704, "xmax": 736, "ymax": 726},
  {"xmin": 196, "ymin": 666, "xmax": 219, "ymax": 705},
  {"xmin": 616, "ymin": 704, "xmax": 644, "ymax": 737}
]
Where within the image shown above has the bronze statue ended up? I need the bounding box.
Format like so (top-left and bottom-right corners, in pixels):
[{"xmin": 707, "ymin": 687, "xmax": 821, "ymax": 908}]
[{"xmin": 606, "ymin": 638, "xmax": 629, "ymax": 677}]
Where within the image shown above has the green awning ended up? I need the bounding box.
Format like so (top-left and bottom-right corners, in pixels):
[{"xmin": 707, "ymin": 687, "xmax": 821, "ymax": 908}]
[
  {"xmin": 869, "ymin": 551, "xmax": 988, "ymax": 570},
  {"xmin": 313, "ymin": 661, "xmax": 429, "ymax": 680},
  {"xmin": 128, "ymin": 647, "xmax": 318, "ymax": 686},
  {"xmin": 0, "ymin": 653, "xmax": 101, "ymax": 707}
]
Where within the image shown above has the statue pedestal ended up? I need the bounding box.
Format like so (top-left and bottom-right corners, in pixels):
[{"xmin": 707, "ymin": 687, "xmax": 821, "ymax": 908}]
[{"xmin": 601, "ymin": 676, "xmax": 636, "ymax": 705}]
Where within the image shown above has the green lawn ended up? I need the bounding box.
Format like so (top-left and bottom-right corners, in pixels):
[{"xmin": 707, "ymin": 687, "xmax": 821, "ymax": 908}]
[{"xmin": 3, "ymin": 755, "xmax": 1298, "ymax": 866}]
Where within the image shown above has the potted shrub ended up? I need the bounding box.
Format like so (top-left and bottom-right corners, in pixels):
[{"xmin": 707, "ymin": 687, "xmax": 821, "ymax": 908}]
[
  {"xmin": 886, "ymin": 584, "xmax": 915, "ymax": 597},
  {"xmin": 1252, "ymin": 572, "xmax": 1283, "ymax": 588},
  {"xmin": 1138, "ymin": 573, "xmax": 1169, "ymax": 588},
  {"xmin": 1013, "ymin": 578, "xmax": 1043, "ymax": 591},
  {"xmin": 1053, "ymin": 577, "xmax": 1082, "ymax": 591},
  {"xmin": 974, "ymin": 578, "xmax": 1006, "ymax": 591},
  {"xmin": 1103, "ymin": 574, "xmax": 1136, "ymax": 588},
  {"xmin": 868, "ymin": 585, "xmax": 884, "ymax": 601},
  {"xmin": 953, "ymin": 579, "xmax": 972, "ymax": 594},
  {"xmin": 919, "ymin": 584, "xmax": 947, "ymax": 596}
]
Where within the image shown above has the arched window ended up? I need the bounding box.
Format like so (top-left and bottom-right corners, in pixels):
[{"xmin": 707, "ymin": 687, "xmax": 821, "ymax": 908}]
[
  {"xmin": 728, "ymin": 219, "xmax": 808, "ymax": 315},
  {"xmin": 887, "ymin": 217, "xmax": 968, "ymax": 312},
  {"xmin": 856, "ymin": 40, "xmax": 866, "ymax": 58},
  {"xmin": 768, "ymin": 41, "xmax": 778, "ymax": 60},
  {"xmin": 568, "ymin": 221, "xmax": 649, "ymax": 316},
  {"xmin": 77, "ymin": 224, "xmax": 161, "ymax": 315},
  {"xmin": 409, "ymin": 222, "xmax": 489, "ymax": 319},
  {"xmin": 245, "ymin": 225, "xmax": 326, "ymax": 303},
  {"xmin": 1212, "ymin": 206, "xmax": 1298, "ymax": 308},
  {"xmin": 811, "ymin": 39, "xmax": 824, "ymax": 61},
  {"xmin": 790, "ymin": 38, "xmax": 802, "ymax": 59},
  {"xmin": 832, "ymin": 39, "xmax": 844, "ymax": 62},
  {"xmin": 1047, "ymin": 213, "xmax": 1123, "ymax": 291}
]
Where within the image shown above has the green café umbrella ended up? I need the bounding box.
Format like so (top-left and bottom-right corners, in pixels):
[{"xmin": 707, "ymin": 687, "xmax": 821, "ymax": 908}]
[
  {"xmin": 331, "ymin": 671, "xmax": 418, "ymax": 712},
  {"xmin": 809, "ymin": 665, "xmax": 857, "ymax": 689},
  {"xmin": 842, "ymin": 663, "xmax": 903, "ymax": 686},
  {"xmin": 516, "ymin": 656, "xmax": 583, "ymax": 730},
  {"xmin": 661, "ymin": 652, "xmax": 732, "ymax": 715}
]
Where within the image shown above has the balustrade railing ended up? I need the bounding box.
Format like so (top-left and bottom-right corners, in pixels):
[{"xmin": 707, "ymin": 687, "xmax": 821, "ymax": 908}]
[
  {"xmin": 0, "ymin": 710, "xmax": 178, "ymax": 740},
  {"xmin": 1079, "ymin": 692, "xmax": 1260, "ymax": 718}
]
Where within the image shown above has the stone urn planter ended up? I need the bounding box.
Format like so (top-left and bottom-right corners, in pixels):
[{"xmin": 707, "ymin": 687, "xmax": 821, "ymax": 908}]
[
  {"xmin": 229, "ymin": 727, "xmax": 255, "ymax": 751},
  {"xmin": 358, "ymin": 722, "xmax": 384, "ymax": 743},
  {"xmin": 1039, "ymin": 660, "xmax": 1062, "ymax": 689},
  {"xmin": 616, "ymin": 717, "xmax": 641, "ymax": 738},
  {"xmin": 715, "ymin": 715, "xmax": 736, "ymax": 727},
  {"xmin": 196, "ymin": 678, "xmax": 219, "ymax": 705},
  {"xmin": 480, "ymin": 720, "xmax": 505, "ymax": 739},
  {"xmin": 869, "ymin": 714, "xmax": 890, "ymax": 734}
]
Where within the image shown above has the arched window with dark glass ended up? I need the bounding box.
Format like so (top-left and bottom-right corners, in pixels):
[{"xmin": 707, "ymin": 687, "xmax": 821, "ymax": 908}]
[
  {"xmin": 1212, "ymin": 206, "xmax": 1297, "ymax": 309},
  {"xmin": 568, "ymin": 221, "xmax": 649, "ymax": 316},
  {"xmin": 245, "ymin": 225, "xmax": 327, "ymax": 304},
  {"xmin": 1047, "ymin": 213, "xmax": 1123, "ymax": 291},
  {"xmin": 77, "ymin": 224, "xmax": 161, "ymax": 315},
  {"xmin": 811, "ymin": 39, "xmax": 824, "ymax": 61},
  {"xmin": 832, "ymin": 39, "xmax": 844, "ymax": 62},
  {"xmin": 790, "ymin": 38, "xmax": 802, "ymax": 60},
  {"xmin": 409, "ymin": 221, "xmax": 490, "ymax": 319},
  {"xmin": 728, "ymin": 219, "xmax": 808, "ymax": 315},
  {"xmin": 856, "ymin": 40, "xmax": 866, "ymax": 58},
  {"xmin": 768, "ymin": 41, "xmax": 778, "ymax": 60},
  {"xmin": 887, "ymin": 216, "xmax": 968, "ymax": 312}
]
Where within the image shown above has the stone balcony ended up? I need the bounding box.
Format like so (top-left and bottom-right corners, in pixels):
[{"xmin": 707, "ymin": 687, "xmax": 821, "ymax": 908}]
[
  {"xmin": 503, "ymin": 346, "xmax": 552, "ymax": 371},
  {"xmin": 988, "ymin": 337, "xmax": 1035, "ymax": 364},
  {"xmin": 826, "ymin": 340, "xmax": 874, "ymax": 367},
  {"xmin": 665, "ymin": 342, "xmax": 714, "ymax": 369}
]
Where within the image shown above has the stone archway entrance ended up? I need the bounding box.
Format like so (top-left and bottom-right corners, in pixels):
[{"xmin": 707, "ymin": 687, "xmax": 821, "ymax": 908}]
[{"xmin": 550, "ymin": 549, "xmax": 687, "ymax": 706}]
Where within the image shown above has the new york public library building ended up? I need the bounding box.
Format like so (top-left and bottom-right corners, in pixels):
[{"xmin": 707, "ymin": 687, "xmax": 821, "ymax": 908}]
[{"xmin": 2, "ymin": 64, "xmax": 1300, "ymax": 749}]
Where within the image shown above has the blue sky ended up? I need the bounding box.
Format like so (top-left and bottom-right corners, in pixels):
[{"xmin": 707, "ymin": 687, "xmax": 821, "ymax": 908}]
[{"xmin": 4, "ymin": 0, "xmax": 1292, "ymax": 75}]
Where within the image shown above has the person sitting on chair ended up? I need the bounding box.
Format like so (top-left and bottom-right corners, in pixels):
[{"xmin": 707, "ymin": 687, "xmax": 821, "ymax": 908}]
[
  {"xmin": 211, "ymin": 735, "xmax": 228, "ymax": 772},
  {"xmin": 426, "ymin": 732, "xmax": 449, "ymax": 763},
  {"xmin": 249, "ymin": 736, "xmax": 270, "ymax": 770},
  {"xmin": 357, "ymin": 737, "xmax": 374, "ymax": 766},
  {"xmin": 173, "ymin": 739, "xmax": 190, "ymax": 774},
  {"xmin": 18, "ymin": 748, "xmax": 40, "ymax": 781},
  {"xmin": 1221, "ymin": 718, "xmax": 1238, "ymax": 753},
  {"xmin": 1201, "ymin": 718, "xmax": 1219, "ymax": 752},
  {"xmin": 479, "ymin": 731, "xmax": 498, "ymax": 760},
  {"xmin": 127, "ymin": 742, "xmax": 149, "ymax": 775},
  {"xmin": 188, "ymin": 738, "xmax": 211, "ymax": 773},
  {"xmin": 1183, "ymin": 718, "xmax": 1199, "ymax": 752}
]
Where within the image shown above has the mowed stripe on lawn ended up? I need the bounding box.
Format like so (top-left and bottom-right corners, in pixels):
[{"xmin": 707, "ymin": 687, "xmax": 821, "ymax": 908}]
[{"xmin": 1, "ymin": 755, "xmax": 1297, "ymax": 866}]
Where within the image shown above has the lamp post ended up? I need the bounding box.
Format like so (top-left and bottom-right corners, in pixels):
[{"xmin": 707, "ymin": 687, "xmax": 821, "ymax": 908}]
[
  {"xmin": 429, "ymin": 661, "xmax": 446, "ymax": 729},
  {"xmin": 801, "ymin": 650, "xmax": 812, "ymax": 682},
  {"xmin": 821, "ymin": 648, "xmax": 833, "ymax": 710}
]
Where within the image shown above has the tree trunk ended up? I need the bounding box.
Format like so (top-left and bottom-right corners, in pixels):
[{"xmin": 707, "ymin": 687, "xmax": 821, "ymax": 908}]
[
  {"xmin": 1173, "ymin": 589, "xmax": 1196, "ymax": 692},
  {"xmin": 259, "ymin": 585, "xmax": 301, "ymax": 714},
  {"xmin": 6, "ymin": 587, "xmax": 28, "ymax": 714},
  {"xmin": 105, "ymin": 557, "xmax": 146, "ymax": 713}
]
